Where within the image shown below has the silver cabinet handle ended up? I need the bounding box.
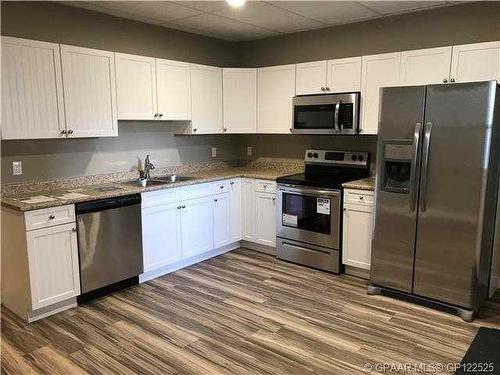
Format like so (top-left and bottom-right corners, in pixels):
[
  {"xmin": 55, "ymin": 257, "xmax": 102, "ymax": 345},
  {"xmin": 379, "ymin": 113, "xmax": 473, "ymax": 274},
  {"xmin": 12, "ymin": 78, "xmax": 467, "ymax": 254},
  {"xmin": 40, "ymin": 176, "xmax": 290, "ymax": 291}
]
[
  {"xmin": 410, "ymin": 122, "xmax": 422, "ymax": 212},
  {"xmin": 326, "ymin": 87, "xmax": 330, "ymax": 91},
  {"xmin": 48, "ymin": 215, "xmax": 55, "ymax": 220},
  {"xmin": 450, "ymin": 78, "xmax": 456, "ymax": 83},
  {"xmin": 420, "ymin": 122, "xmax": 433, "ymax": 212},
  {"xmin": 61, "ymin": 129, "xmax": 67, "ymax": 135},
  {"xmin": 159, "ymin": 113, "xmax": 163, "ymax": 118},
  {"xmin": 67, "ymin": 129, "xmax": 74, "ymax": 135},
  {"xmin": 154, "ymin": 113, "xmax": 158, "ymax": 118},
  {"xmin": 177, "ymin": 206, "xmax": 181, "ymax": 209},
  {"xmin": 321, "ymin": 87, "xmax": 325, "ymax": 91},
  {"xmin": 220, "ymin": 185, "xmax": 224, "ymax": 189},
  {"xmin": 193, "ymin": 128, "xmax": 197, "ymax": 133},
  {"xmin": 230, "ymin": 181, "xmax": 234, "ymax": 185},
  {"xmin": 72, "ymin": 227, "xmax": 77, "ymax": 232},
  {"xmin": 214, "ymin": 199, "xmax": 218, "ymax": 202},
  {"xmin": 223, "ymin": 128, "xmax": 227, "ymax": 132},
  {"xmin": 442, "ymin": 78, "xmax": 448, "ymax": 83},
  {"xmin": 182, "ymin": 205, "xmax": 186, "ymax": 209},
  {"xmin": 359, "ymin": 196, "xmax": 364, "ymax": 200}
]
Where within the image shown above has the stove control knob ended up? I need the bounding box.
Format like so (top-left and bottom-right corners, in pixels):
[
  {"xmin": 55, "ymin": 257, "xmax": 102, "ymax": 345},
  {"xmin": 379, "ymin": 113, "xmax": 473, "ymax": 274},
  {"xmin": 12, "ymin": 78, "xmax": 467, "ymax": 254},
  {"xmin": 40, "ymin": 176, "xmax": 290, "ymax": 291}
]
[
  {"xmin": 313, "ymin": 153, "xmax": 319, "ymax": 158},
  {"xmin": 351, "ymin": 155, "xmax": 357, "ymax": 161},
  {"xmin": 358, "ymin": 155, "xmax": 364, "ymax": 162},
  {"xmin": 307, "ymin": 152, "xmax": 313, "ymax": 158}
]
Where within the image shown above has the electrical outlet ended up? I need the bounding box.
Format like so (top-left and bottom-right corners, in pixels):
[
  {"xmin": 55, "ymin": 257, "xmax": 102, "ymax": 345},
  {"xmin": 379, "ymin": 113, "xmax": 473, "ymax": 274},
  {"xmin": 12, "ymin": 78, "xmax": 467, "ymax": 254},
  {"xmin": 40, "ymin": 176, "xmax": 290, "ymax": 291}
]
[
  {"xmin": 12, "ymin": 161, "xmax": 22, "ymax": 175},
  {"xmin": 211, "ymin": 147, "xmax": 217, "ymax": 158},
  {"xmin": 246, "ymin": 146, "xmax": 253, "ymax": 156}
]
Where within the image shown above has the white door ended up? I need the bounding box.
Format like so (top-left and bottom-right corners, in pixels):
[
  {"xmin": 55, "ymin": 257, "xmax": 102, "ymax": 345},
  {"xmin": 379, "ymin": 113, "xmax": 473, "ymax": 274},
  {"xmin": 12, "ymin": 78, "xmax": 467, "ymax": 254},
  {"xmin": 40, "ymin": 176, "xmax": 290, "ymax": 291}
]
[
  {"xmin": 190, "ymin": 64, "xmax": 223, "ymax": 134},
  {"xmin": 115, "ymin": 53, "xmax": 157, "ymax": 120},
  {"xmin": 295, "ymin": 61, "xmax": 327, "ymax": 95},
  {"xmin": 255, "ymin": 192, "xmax": 277, "ymax": 247},
  {"xmin": 156, "ymin": 59, "xmax": 191, "ymax": 120},
  {"xmin": 213, "ymin": 192, "xmax": 231, "ymax": 248},
  {"xmin": 142, "ymin": 202, "xmax": 181, "ymax": 272},
  {"xmin": 242, "ymin": 179, "xmax": 256, "ymax": 241},
  {"xmin": 223, "ymin": 68, "xmax": 257, "ymax": 133},
  {"xmin": 1, "ymin": 37, "xmax": 65, "ymax": 140},
  {"xmin": 180, "ymin": 196, "xmax": 214, "ymax": 258},
  {"xmin": 327, "ymin": 57, "xmax": 362, "ymax": 92},
  {"xmin": 342, "ymin": 204, "xmax": 373, "ymax": 270},
  {"xmin": 26, "ymin": 223, "xmax": 80, "ymax": 310},
  {"xmin": 400, "ymin": 47, "xmax": 452, "ymax": 85},
  {"xmin": 60, "ymin": 45, "xmax": 117, "ymax": 137},
  {"xmin": 229, "ymin": 179, "xmax": 242, "ymax": 242},
  {"xmin": 360, "ymin": 52, "xmax": 401, "ymax": 135},
  {"xmin": 257, "ymin": 64, "xmax": 296, "ymax": 134},
  {"xmin": 450, "ymin": 41, "xmax": 500, "ymax": 83}
]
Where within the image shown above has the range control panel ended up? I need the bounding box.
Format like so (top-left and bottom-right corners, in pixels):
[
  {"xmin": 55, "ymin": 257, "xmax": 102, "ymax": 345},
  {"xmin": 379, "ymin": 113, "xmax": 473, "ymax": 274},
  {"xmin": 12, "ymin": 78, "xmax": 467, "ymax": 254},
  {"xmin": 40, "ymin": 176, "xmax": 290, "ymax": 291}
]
[{"xmin": 304, "ymin": 149, "xmax": 369, "ymax": 167}]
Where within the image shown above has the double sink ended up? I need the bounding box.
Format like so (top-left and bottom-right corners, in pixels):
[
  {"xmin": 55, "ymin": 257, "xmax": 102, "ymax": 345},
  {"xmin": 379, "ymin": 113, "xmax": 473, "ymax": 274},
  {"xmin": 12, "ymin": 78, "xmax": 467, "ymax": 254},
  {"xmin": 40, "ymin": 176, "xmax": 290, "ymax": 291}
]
[{"xmin": 125, "ymin": 174, "xmax": 194, "ymax": 188}]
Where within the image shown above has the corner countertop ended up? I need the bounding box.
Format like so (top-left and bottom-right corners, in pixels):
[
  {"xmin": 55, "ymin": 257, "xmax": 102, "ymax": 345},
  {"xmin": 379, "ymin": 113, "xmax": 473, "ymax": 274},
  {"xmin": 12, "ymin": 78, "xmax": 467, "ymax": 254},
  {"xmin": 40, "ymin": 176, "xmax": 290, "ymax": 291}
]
[
  {"xmin": 342, "ymin": 176, "xmax": 375, "ymax": 191},
  {"xmin": 1, "ymin": 163, "xmax": 302, "ymax": 212}
]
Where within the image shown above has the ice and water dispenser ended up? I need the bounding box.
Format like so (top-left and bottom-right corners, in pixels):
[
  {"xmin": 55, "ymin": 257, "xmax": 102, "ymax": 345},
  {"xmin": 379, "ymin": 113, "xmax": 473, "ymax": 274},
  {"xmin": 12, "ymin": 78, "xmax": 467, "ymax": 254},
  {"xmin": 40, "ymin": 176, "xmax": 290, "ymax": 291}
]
[{"xmin": 380, "ymin": 141, "xmax": 415, "ymax": 193}]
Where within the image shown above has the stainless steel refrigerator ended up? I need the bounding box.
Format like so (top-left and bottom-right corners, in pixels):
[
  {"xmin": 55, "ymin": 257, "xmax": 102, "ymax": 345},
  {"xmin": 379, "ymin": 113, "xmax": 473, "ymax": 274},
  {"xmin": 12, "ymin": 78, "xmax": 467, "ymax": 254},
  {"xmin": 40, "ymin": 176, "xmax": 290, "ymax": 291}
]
[{"xmin": 369, "ymin": 81, "xmax": 500, "ymax": 321}]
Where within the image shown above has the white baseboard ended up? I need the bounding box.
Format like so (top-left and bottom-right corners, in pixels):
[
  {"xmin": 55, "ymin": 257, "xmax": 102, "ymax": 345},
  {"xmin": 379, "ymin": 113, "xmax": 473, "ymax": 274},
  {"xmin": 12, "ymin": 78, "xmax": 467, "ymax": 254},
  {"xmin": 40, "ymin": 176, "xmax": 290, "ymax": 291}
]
[
  {"xmin": 139, "ymin": 242, "xmax": 240, "ymax": 283},
  {"xmin": 28, "ymin": 298, "xmax": 77, "ymax": 323}
]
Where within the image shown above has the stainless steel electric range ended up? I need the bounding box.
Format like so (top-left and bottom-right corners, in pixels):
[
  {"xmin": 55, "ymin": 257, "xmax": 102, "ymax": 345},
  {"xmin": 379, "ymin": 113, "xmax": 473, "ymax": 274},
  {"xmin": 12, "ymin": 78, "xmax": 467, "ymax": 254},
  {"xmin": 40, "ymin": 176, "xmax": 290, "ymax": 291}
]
[{"xmin": 276, "ymin": 149, "xmax": 370, "ymax": 273}]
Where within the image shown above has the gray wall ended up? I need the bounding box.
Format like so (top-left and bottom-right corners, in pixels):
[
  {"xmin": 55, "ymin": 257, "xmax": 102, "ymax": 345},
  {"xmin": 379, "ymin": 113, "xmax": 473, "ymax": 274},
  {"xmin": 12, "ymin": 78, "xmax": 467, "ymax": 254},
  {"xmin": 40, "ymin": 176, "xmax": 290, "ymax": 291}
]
[
  {"xmin": 238, "ymin": 1, "xmax": 500, "ymax": 67},
  {"xmin": 1, "ymin": 1, "xmax": 238, "ymax": 67}
]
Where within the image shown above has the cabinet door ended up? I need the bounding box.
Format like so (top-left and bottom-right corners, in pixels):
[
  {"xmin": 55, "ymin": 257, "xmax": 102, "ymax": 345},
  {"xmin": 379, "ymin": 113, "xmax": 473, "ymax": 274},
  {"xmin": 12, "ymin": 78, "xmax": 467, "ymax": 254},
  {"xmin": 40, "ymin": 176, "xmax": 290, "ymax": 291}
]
[
  {"xmin": 60, "ymin": 45, "xmax": 117, "ymax": 137},
  {"xmin": 223, "ymin": 68, "xmax": 257, "ymax": 133},
  {"xmin": 1, "ymin": 37, "xmax": 65, "ymax": 140},
  {"xmin": 242, "ymin": 179, "xmax": 256, "ymax": 241},
  {"xmin": 26, "ymin": 223, "xmax": 80, "ymax": 310},
  {"xmin": 229, "ymin": 179, "xmax": 242, "ymax": 242},
  {"xmin": 156, "ymin": 59, "xmax": 191, "ymax": 120},
  {"xmin": 142, "ymin": 202, "xmax": 181, "ymax": 272},
  {"xmin": 257, "ymin": 65, "xmax": 296, "ymax": 134},
  {"xmin": 180, "ymin": 196, "xmax": 214, "ymax": 258},
  {"xmin": 255, "ymin": 192, "xmax": 277, "ymax": 247},
  {"xmin": 295, "ymin": 61, "xmax": 327, "ymax": 95},
  {"xmin": 342, "ymin": 204, "xmax": 373, "ymax": 270},
  {"xmin": 360, "ymin": 52, "xmax": 401, "ymax": 135},
  {"xmin": 450, "ymin": 41, "xmax": 500, "ymax": 83},
  {"xmin": 327, "ymin": 57, "xmax": 362, "ymax": 92},
  {"xmin": 191, "ymin": 64, "xmax": 223, "ymax": 134},
  {"xmin": 213, "ymin": 193, "xmax": 231, "ymax": 248},
  {"xmin": 115, "ymin": 53, "xmax": 157, "ymax": 120},
  {"xmin": 400, "ymin": 47, "xmax": 452, "ymax": 85}
]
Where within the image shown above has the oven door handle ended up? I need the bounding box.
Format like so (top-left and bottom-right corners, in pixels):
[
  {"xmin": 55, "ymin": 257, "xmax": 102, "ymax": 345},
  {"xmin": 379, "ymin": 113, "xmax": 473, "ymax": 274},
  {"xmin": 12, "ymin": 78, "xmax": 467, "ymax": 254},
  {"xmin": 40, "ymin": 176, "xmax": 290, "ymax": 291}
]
[{"xmin": 278, "ymin": 185, "xmax": 340, "ymax": 197}]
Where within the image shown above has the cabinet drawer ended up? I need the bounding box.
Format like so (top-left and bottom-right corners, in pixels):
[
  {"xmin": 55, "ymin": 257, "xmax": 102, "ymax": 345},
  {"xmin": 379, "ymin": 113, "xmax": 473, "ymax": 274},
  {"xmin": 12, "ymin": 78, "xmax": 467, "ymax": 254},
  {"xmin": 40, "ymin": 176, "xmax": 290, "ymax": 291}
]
[
  {"xmin": 141, "ymin": 189, "xmax": 178, "ymax": 208},
  {"xmin": 344, "ymin": 189, "xmax": 374, "ymax": 206},
  {"xmin": 212, "ymin": 180, "xmax": 230, "ymax": 194},
  {"xmin": 255, "ymin": 180, "xmax": 276, "ymax": 193},
  {"xmin": 179, "ymin": 183, "xmax": 212, "ymax": 201},
  {"xmin": 25, "ymin": 205, "xmax": 75, "ymax": 230}
]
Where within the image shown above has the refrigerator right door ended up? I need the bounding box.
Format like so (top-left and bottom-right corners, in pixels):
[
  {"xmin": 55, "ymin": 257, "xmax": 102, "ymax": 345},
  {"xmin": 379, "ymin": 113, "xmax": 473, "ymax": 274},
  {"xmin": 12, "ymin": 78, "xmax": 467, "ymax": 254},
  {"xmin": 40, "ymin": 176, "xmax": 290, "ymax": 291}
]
[{"xmin": 413, "ymin": 81, "xmax": 496, "ymax": 308}]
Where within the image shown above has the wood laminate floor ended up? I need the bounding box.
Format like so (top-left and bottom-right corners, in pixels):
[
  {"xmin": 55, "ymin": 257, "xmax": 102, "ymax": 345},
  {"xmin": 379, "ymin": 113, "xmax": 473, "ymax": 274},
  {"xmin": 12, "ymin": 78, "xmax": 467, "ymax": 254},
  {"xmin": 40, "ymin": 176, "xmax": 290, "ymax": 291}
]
[{"xmin": 2, "ymin": 248, "xmax": 500, "ymax": 375}]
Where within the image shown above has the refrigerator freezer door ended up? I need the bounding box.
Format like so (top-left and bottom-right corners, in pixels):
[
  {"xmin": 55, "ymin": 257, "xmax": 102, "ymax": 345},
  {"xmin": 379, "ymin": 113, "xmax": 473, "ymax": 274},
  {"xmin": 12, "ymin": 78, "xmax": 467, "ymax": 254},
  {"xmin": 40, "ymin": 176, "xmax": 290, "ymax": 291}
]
[
  {"xmin": 371, "ymin": 86, "xmax": 426, "ymax": 292},
  {"xmin": 413, "ymin": 82, "xmax": 497, "ymax": 308}
]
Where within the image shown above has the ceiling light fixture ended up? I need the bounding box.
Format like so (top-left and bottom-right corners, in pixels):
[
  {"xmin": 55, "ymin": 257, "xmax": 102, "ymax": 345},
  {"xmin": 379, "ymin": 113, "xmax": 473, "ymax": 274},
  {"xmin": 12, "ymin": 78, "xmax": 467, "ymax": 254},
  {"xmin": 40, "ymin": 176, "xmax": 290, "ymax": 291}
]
[{"xmin": 226, "ymin": 0, "xmax": 246, "ymax": 8}]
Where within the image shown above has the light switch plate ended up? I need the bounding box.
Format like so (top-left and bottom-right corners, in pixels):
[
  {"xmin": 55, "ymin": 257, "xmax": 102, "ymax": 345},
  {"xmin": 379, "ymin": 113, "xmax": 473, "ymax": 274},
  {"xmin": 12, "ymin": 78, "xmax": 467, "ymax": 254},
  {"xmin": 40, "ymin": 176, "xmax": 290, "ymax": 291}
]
[
  {"xmin": 12, "ymin": 161, "xmax": 22, "ymax": 175},
  {"xmin": 211, "ymin": 147, "xmax": 217, "ymax": 158}
]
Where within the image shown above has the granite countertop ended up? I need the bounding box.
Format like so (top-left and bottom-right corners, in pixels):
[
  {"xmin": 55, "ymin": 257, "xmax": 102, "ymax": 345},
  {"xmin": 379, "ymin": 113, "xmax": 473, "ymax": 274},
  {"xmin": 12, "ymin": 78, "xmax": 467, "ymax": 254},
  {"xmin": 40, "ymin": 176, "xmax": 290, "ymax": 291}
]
[
  {"xmin": 342, "ymin": 176, "xmax": 376, "ymax": 191},
  {"xmin": 1, "ymin": 161, "xmax": 303, "ymax": 212}
]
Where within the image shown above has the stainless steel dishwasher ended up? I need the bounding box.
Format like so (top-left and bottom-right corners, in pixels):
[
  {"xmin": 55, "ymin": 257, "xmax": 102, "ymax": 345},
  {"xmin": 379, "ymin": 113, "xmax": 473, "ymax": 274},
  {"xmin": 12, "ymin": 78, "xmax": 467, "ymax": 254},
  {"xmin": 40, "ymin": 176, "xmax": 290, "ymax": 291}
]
[{"xmin": 75, "ymin": 194, "xmax": 143, "ymax": 297}]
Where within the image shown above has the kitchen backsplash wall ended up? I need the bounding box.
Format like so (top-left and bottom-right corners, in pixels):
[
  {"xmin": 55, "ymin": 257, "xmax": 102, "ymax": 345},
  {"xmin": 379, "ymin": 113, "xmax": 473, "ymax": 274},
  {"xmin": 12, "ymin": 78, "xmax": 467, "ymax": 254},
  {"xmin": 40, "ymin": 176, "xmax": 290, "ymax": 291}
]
[{"xmin": 238, "ymin": 1, "xmax": 500, "ymax": 67}]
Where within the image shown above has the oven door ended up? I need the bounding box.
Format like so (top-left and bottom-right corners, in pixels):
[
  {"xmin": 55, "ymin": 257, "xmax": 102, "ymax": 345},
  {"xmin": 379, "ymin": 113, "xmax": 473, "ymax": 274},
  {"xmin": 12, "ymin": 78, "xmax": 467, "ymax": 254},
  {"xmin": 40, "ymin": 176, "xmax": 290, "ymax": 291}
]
[
  {"xmin": 277, "ymin": 184, "xmax": 340, "ymax": 249},
  {"xmin": 292, "ymin": 93, "xmax": 359, "ymax": 135}
]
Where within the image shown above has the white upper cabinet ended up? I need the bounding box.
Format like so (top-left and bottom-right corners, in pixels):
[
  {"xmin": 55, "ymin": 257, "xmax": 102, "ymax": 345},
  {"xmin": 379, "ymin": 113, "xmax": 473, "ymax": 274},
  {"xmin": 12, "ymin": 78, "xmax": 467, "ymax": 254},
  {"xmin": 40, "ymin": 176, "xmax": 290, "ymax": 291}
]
[
  {"xmin": 450, "ymin": 41, "xmax": 500, "ymax": 83},
  {"xmin": 295, "ymin": 61, "xmax": 327, "ymax": 95},
  {"xmin": 115, "ymin": 53, "xmax": 157, "ymax": 120},
  {"xmin": 156, "ymin": 59, "xmax": 191, "ymax": 120},
  {"xmin": 400, "ymin": 47, "xmax": 452, "ymax": 85},
  {"xmin": 1, "ymin": 37, "xmax": 65, "ymax": 140},
  {"xmin": 223, "ymin": 68, "xmax": 257, "ymax": 133},
  {"xmin": 257, "ymin": 64, "xmax": 296, "ymax": 134},
  {"xmin": 360, "ymin": 52, "xmax": 401, "ymax": 135},
  {"xmin": 327, "ymin": 57, "xmax": 362, "ymax": 93},
  {"xmin": 190, "ymin": 64, "xmax": 223, "ymax": 134},
  {"xmin": 60, "ymin": 45, "xmax": 117, "ymax": 137}
]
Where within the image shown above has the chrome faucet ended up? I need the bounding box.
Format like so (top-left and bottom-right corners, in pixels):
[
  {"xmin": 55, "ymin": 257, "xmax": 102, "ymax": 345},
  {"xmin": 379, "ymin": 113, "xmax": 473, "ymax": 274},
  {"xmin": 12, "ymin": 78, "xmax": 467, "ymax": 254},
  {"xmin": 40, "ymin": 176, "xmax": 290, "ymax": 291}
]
[{"xmin": 142, "ymin": 154, "xmax": 155, "ymax": 180}]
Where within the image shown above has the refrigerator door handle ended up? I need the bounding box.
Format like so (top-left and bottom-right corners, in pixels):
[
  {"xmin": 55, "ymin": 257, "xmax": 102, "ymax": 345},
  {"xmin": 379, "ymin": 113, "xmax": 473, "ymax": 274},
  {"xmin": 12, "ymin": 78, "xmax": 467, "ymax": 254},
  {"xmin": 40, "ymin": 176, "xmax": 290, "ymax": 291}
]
[
  {"xmin": 420, "ymin": 121, "xmax": 433, "ymax": 212},
  {"xmin": 410, "ymin": 122, "xmax": 422, "ymax": 211}
]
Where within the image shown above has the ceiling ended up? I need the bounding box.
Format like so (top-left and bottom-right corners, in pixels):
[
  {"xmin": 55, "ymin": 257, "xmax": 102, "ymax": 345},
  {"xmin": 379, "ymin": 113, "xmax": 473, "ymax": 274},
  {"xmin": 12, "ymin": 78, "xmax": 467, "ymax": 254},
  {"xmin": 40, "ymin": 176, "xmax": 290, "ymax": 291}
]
[{"xmin": 67, "ymin": 1, "xmax": 463, "ymax": 42}]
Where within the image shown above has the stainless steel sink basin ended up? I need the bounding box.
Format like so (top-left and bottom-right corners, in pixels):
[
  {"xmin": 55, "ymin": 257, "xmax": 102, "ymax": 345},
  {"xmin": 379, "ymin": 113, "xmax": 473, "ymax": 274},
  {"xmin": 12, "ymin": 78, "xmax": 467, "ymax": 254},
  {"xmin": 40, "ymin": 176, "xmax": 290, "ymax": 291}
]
[{"xmin": 125, "ymin": 175, "xmax": 193, "ymax": 187}]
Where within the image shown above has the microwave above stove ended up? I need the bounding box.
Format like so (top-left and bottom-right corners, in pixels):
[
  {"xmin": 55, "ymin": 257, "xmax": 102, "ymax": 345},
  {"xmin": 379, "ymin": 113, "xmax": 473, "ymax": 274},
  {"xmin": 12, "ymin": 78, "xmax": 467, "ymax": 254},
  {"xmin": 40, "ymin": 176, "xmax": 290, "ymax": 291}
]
[{"xmin": 292, "ymin": 92, "xmax": 360, "ymax": 135}]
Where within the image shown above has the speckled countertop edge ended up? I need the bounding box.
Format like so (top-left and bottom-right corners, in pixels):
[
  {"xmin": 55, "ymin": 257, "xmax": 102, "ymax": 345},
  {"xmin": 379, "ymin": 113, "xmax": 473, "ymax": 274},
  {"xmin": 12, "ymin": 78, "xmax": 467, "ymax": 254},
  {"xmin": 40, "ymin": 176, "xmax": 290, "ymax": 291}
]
[{"xmin": 342, "ymin": 176, "xmax": 376, "ymax": 191}]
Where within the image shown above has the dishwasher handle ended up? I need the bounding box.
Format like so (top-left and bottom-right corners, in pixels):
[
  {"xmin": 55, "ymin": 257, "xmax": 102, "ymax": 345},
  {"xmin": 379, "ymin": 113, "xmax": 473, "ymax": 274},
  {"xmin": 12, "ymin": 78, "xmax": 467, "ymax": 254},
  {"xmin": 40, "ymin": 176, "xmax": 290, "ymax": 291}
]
[{"xmin": 76, "ymin": 194, "xmax": 141, "ymax": 214}]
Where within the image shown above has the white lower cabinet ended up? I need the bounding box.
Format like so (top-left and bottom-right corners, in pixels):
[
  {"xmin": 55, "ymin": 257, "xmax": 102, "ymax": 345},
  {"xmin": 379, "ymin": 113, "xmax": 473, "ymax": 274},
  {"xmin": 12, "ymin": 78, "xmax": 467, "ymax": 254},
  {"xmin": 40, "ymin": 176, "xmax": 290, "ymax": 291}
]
[
  {"xmin": 141, "ymin": 202, "xmax": 181, "ymax": 272},
  {"xmin": 229, "ymin": 179, "xmax": 242, "ymax": 242},
  {"xmin": 180, "ymin": 196, "xmax": 214, "ymax": 259},
  {"xmin": 255, "ymin": 191, "xmax": 277, "ymax": 247},
  {"xmin": 213, "ymin": 192, "xmax": 231, "ymax": 248},
  {"xmin": 242, "ymin": 179, "xmax": 256, "ymax": 241},
  {"xmin": 342, "ymin": 189, "xmax": 374, "ymax": 270}
]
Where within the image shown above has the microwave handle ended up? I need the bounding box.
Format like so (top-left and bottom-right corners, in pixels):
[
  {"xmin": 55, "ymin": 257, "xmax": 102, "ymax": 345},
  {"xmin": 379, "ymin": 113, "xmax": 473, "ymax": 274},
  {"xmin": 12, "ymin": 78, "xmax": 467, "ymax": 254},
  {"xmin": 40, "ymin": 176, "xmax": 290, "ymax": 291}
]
[{"xmin": 334, "ymin": 100, "xmax": 341, "ymax": 131}]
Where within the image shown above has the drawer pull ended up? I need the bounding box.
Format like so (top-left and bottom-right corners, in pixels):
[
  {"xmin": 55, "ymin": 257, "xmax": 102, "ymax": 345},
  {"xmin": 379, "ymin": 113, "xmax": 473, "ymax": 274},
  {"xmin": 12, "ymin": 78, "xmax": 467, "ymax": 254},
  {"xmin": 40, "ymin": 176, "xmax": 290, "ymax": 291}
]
[
  {"xmin": 359, "ymin": 196, "xmax": 364, "ymax": 200},
  {"xmin": 48, "ymin": 215, "xmax": 56, "ymax": 220},
  {"xmin": 220, "ymin": 186, "xmax": 224, "ymax": 189}
]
